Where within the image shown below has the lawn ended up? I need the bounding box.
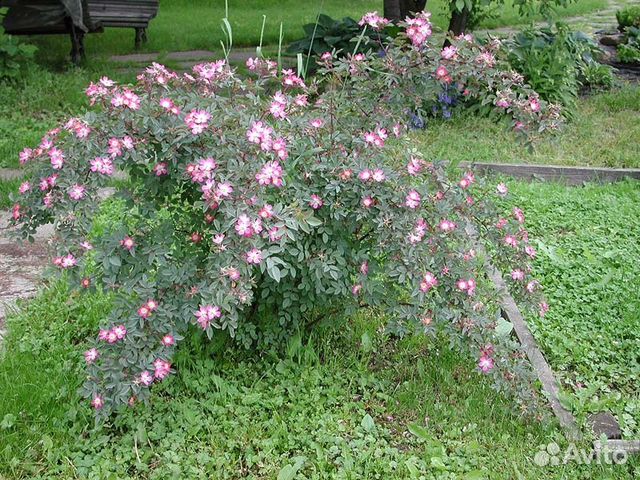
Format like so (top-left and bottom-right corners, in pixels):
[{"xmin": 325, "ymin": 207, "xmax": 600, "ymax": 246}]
[
  {"xmin": 1, "ymin": 182, "xmax": 639, "ymax": 479},
  {"xmin": 23, "ymin": 0, "xmax": 608, "ymax": 64},
  {"xmin": 500, "ymin": 180, "xmax": 640, "ymax": 440},
  {"xmin": 412, "ymin": 85, "xmax": 640, "ymax": 168}
]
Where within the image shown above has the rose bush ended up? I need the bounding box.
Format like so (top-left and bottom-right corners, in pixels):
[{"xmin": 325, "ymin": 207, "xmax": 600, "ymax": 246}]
[{"xmin": 10, "ymin": 12, "xmax": 557, "ymax": 417}]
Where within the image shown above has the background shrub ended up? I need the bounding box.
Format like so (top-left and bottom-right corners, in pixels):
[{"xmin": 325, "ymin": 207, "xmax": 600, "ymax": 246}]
[
  {"xmin": 506, "ymin": 23, "xmax": 613, "ymax": 108},
  {"xmin": 287, "ymin": 13, "xmax": 392, "ymax": 67},
  {"xmin": 0, "ymin": 27, "xmax": 37, "ymax": 81},
  {"xmin": 616, "ymin": 5, "xmax": 640, "ymax": 31},
  {"xmin": 11, "ymin": 12, "xmax": 559, "ymax": 417}
]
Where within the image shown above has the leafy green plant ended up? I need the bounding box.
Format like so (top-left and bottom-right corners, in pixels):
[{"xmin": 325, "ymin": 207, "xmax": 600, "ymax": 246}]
[
  {"xmin": 617, "ymin": 26, "xmax": 640, "ymax": 64},
  {"xmin": 287, "ymin": 14, "xmax": 390, "ymax": 61},
  {"xmin": 0, "ymin": 27, "xmax": 37, "ymax": 81},
  {"xmin": 617, "ymin": 43, "xmax": 640, "ymax": 63},
  {"xmin": 616, "ymin": 5, "xmax": 640, "ymax": 31},
  {"xmin": 506, "ymin": 23, "xmax": 612, "ymax": 109},
  {"xmin": 579, "ymin": 62, "xmax": 614, "ymax": 90},
  {"xmin": 506, "ymin": 24, "xmax": 578, "ymax": 108}
]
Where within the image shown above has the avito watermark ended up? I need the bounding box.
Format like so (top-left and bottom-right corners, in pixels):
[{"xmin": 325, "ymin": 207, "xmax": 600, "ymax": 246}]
[{"xmin": 533, "ymin": 442, "xmax": 628, "ymax": 467}]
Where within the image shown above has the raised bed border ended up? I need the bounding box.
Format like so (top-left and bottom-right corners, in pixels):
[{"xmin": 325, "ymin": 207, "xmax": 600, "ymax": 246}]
[
  {"xmin": 469, "ymin": 220, "xmax": 639, "ymax": 454},
  {"xmin": 458, "ymin": 162, "xmax": 640, "ymax": 185}
]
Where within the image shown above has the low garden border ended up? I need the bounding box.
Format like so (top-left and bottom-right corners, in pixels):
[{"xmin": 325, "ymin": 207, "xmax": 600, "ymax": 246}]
[
  {"xmin": 459, "ymin": 162, "xmax": 640, "ymax": 185},
  {"xmin": 468, "ymin": 219, "xmax": 640, "ymax": 455}
]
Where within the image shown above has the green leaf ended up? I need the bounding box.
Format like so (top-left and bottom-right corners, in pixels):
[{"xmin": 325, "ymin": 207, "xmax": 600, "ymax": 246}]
[
  {"xmin": 277, "ymin": 464, "xmax": 298, "ymax": 480},
  {"xmin": 361, "ymin": 413, "xmax": 375, "ymax": 431},
  {"xmin": 495, "ymin": 317, "xmax": 513, "ymax": 337},
  {"xmin": 408, "ymin": 423, "xmax": 431, "ymax": 440},
  {"xmin": 307, "ymin": 216, "xmax": 323, "ymax": 227},
  {"xmin": 464, "ymin": 470, "xmax": 486, "ymax": 480},
  {"xmin": 1, "ymin": 414, "xmax": 16, "ymax": 430},
  {"xmin": 270, "ymin": 265, "xmax": 282, "ymax": 283},
  {"xmin": 361, "ymin": 332, "xmax": 372, "ymax": 353}
]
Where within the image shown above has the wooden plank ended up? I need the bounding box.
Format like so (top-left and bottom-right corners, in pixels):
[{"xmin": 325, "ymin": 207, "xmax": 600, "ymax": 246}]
[
  {"xmin": 458, "ymin": 162, "xmax": 640, "ymax": 185},
  {"xmin": 486, "ymin": 260, "xmax": 583, "ymax": 440},
  {"xmin": 465, "ymin": 223, "xmax": 583, "ymax": 441}
]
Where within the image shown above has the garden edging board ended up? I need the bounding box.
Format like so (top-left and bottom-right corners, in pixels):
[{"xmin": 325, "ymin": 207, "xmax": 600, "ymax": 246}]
[{"xmin": 458, "ymin": 162, "xmax": 640, "ymax": 185}]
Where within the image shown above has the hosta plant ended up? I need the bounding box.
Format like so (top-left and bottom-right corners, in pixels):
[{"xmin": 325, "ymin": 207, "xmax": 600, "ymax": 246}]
[{"xmin": 10, "ymin": 11, "xmax": 558, "ymax": 418}]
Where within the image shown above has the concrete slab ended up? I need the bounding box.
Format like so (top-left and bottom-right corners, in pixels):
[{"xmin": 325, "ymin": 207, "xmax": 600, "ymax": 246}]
[{"xmin": 0, "ymin": 211, "xmax": 52, "ymax": 330}]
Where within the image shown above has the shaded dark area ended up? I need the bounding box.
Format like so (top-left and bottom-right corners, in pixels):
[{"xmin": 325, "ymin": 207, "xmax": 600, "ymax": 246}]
[
  {"xmin": 0, "ymin": 0, "xmax": 158, "ymax": 62},
  {"xmin": 383, "ymin": 0, "xmax": 427, "ymax": 23}
]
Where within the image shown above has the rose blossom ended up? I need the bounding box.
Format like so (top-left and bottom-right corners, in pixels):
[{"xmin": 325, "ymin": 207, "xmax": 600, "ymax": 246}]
[
  {"xmin": 438, "ymin": 219, "xmax": 456, "ymax": 232},
  {"xmin": 419, "ymin": 272, "xmax": 438, "ymax": 292},
  {"xmin": 68, "ymin": 184, "xmax": 86, "ymax": 200},
  {"xmin": 246, "ymin": 248, "xmax": 263, "ymax": 265},
  {"xmin": 91, "ymin": 395, "xmax": 104, "ymax": 409},
  {"xmin": 309, "ymin": 194, "xmax": 323, "ymax": 210},
  {"xmin": 405, "ymin": 190, "xmax": 421, "ymax": 209},
  {"xmin": 478, "ymin": 355, "xmax": 494, "ymax": 373},
  {"xmin": 84, "ymin": 348, "xmax": 99, "ymax": 364},
  {"xmin": 539, "ymin": 302, "xmax": 549, "ymax": 317},
  {"xmin": 510, "ymin": 269, "xmax": 525, "ymax": 281},
  {"xmin": 140, "ymin": 370, "xmax": 154, "ymax": 386},
  {"xmin": 195, "ymin": 304, "xmax": 222, "ymax": 329},
  {"xmin": 121, "ymin": 236, "xmax": 135, "ymax": 250},
  {"xmin": 19, "ymin": 181, "xmax": 31, "ymax": 194},
  {"xmin": 358, "ymin": 11, "xmax": 389, "ymax": 30},
  {"xmin": 153, "ymin": 359, "xmax": 171, "ymax": 380}
]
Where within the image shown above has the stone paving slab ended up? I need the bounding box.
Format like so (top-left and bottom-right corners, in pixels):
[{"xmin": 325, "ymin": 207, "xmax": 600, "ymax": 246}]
[
  {"xmin": 0, "ymin": 168, "xmax": 24, "ymax": 181},
  {"xmin": 0, "ymin": 211, "xmax": 53, "ymax": 338},
  {"xmin": 477, "ymin": 0, "xmax": 624, "ymax": 37},
  {"xmin": 110, "ymin": 48, "xmax": 257, "ymax": 66}
]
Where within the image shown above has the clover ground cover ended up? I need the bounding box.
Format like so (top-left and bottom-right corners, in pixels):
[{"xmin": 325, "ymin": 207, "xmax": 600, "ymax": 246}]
[{"xmin": 501, "ymin": 179, "xmax": 640, "ymax": 439}]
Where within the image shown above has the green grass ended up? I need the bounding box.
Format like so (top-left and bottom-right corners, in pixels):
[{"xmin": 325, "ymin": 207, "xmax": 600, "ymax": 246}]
[
  {"xmin": 0, "ymin": 177, "xmax": 21, "ymax": 208},
  {"xmin": 412, "ymin": 85, "xmax": 640, "ymax": 168},
  {"xmin": 476, "ymin": 0, "xmax": 609, "ymax": 30},
  {"xmin": 23, "ymin": 0, "xmax": 608, "ymax": 65},
  {"xmin": 0, "ymin": 66, "xmax": 137, "ymax": 169},
  {"xmin": 499, "ymin": 179, "xmax": 640, "ymax": 440}
]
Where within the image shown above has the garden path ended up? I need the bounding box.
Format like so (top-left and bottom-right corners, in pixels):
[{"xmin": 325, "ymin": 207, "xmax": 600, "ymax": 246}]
[
  {"xmin": 110, "ymin": 48, "xmax": 258, "ymax": 74},
  {"xmin": 0, "ymin": 210, "xmax": 51, "ymax": 344},
  {"xmin": 478, "ymin": 0, "xmax": 629, "ymax": 37},
  {"xmin": 0, "ymin": 181, "xmax": 114, "ymax": 344}
]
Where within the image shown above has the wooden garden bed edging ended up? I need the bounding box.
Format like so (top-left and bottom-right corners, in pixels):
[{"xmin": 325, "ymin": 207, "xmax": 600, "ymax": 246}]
[
  {"xmin": 468, "ymin": 222, "xmax": 640, "ymax": 452},
  {"xmin": 464, "ymin": 223, "xmax": 582, "ymax": 441},
  {"xmin": 458, "ymin": 162, "xmax": 640, "ymax": 185},
  {"xmin": 484, "ymin": 258, "xmax": 583, "ymax": 441}
]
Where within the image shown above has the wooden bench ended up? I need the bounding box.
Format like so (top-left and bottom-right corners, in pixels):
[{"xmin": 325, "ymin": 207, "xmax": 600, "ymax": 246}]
[
  {"xmin": 87, "ymin": 0, "xmax": 158, "ymax": 49},
  {"xmin": 0, "ymin": 0, "xmax": 159, "ymax": 63}
]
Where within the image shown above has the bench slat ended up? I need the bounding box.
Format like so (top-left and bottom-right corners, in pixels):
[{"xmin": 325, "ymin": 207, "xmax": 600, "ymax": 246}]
[{"xmin": 87, "ymin": 0, "xmax": 158, "ymax": 28}]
